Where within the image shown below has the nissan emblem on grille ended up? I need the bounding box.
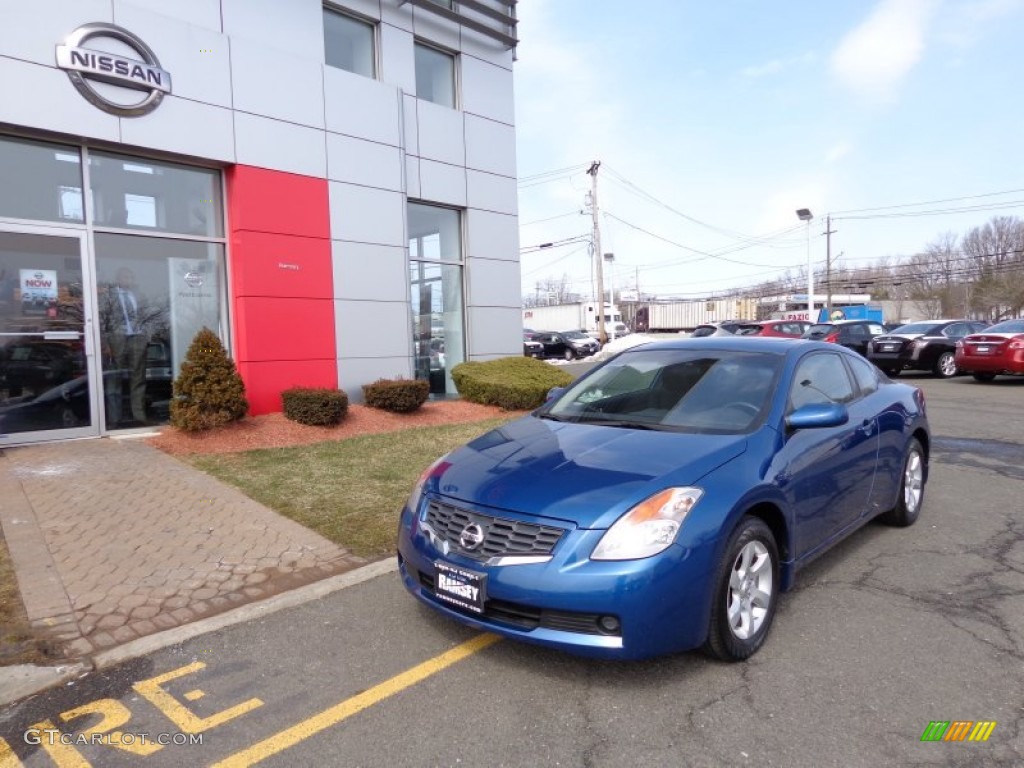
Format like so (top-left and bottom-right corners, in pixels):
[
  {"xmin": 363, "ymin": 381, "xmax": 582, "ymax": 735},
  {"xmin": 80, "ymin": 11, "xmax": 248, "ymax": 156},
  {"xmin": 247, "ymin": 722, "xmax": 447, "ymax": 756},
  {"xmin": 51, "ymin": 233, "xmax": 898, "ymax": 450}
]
[{"xmin": 459, "ymin": 523, "xmax": 485, "ymax": 551}]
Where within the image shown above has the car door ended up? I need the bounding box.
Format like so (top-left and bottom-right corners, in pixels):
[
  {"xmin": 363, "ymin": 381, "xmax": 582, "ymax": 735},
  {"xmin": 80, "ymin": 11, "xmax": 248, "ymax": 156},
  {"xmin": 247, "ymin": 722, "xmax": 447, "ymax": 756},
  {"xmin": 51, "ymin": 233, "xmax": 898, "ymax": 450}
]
[
  {"xmin": 774, "ymin": 351, "xmax": 880, "ymax": 560},
  {"xmin": 842, "ymin": 323, "xmax": 870, "ymax": 355}
]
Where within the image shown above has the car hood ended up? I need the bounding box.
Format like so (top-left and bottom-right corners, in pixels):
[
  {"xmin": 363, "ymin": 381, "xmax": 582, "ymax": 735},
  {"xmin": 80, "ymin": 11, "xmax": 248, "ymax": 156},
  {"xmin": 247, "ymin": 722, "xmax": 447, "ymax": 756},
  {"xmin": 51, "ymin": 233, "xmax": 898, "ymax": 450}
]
[{"xmin": 431, "ymin": 415, "xmax": 747, "ymax": 529}]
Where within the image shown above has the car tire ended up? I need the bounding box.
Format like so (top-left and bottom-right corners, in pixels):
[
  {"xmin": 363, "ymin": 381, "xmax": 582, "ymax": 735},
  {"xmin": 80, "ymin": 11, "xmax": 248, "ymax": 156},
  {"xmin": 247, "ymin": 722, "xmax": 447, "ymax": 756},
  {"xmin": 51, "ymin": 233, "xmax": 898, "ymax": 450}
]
[
  {"xmin": 563, "ymin": 349, "xmax": 575, "ymax": 361},
  {"xmin": 885, "ymin": 368, "xmax": 900, "ymax": 378},
  {"xmin": 877, "ymin": 438, "xmax": 925, "ymax": 527},
  {"xmin": 972, "ymin": 373, "xmax": 996, "ymax": 382},
  {"xmin": 933, "ymin": 352, "xmax": 957, "ymax": 378},
  {"xmin": 703, "ymin": 517, "xmax": 779, "ymax": 662}
]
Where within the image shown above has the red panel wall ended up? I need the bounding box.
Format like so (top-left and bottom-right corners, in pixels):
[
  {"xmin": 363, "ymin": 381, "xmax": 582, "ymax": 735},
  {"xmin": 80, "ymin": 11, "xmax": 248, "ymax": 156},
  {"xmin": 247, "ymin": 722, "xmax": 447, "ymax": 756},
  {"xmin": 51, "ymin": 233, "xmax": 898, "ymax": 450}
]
[{"xmin": 226, "ymin": 166, "xmax": 335, "ymax": 415}]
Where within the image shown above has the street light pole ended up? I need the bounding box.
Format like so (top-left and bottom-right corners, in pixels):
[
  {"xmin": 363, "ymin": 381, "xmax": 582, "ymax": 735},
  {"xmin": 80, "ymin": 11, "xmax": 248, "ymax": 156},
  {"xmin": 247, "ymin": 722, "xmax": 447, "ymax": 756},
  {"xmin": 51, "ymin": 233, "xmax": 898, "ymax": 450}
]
[{"xmin": 796, "ymin": 208, "xmax": 814, "ymax": 321}]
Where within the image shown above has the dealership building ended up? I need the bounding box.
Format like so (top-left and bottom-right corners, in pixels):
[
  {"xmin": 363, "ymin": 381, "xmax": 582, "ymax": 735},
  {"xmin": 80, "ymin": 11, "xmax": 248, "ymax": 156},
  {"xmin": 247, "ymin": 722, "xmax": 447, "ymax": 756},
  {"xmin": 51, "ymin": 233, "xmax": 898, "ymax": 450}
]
[{"xmin": 0, "ymin": 0, "xmax": 521, "ymax": 446}]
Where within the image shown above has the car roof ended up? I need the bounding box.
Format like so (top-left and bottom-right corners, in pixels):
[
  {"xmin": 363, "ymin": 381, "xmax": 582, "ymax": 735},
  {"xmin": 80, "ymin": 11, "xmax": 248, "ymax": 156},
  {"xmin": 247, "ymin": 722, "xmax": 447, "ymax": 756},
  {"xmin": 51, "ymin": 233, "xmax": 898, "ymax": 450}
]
[{"xmin": 628, "ymin": 335, "xmax": 833, "ymax": 356}]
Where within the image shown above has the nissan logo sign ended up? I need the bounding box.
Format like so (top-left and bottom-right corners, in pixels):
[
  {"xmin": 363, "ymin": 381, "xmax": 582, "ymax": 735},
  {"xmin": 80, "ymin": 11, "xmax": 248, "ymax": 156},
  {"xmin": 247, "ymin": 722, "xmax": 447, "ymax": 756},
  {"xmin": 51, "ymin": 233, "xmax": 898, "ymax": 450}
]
[
  {"xmin": 56, "ymin": 23, "xmax": 171, "ymax": 117},
  {"xmin": 458, "ymin": 523, "xmax": 485, "ymax": 551}
]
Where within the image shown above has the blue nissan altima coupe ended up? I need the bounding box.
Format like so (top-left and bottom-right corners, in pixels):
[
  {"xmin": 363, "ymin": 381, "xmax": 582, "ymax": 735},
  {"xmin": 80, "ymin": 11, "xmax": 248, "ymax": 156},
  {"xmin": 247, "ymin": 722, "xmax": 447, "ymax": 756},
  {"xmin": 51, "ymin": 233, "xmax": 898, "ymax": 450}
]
[{"xmin": 397, "ymin": 337, "xmax": 929, "ymax": 661}]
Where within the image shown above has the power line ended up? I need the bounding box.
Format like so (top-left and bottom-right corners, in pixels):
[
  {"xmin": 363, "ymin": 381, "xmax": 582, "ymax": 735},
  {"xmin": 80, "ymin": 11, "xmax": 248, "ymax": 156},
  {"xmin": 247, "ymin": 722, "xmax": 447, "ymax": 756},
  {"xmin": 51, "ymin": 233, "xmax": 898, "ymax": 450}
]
[
  {"xmin": 520, "ymin": 210, "xmax": 583, "ymax": 226},
  {"xmin": 830, "ymin": 187, "xmax": 1024, "ymax": 215}
]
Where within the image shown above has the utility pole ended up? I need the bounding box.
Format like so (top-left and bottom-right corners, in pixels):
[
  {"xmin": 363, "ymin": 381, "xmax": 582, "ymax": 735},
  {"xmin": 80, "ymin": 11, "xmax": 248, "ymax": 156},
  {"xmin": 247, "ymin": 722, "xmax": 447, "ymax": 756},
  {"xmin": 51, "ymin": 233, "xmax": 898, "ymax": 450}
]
[
  {"xmin": 823, "ymin": 215, "xmax": 838, "ymax": 317},
  {"xmin": 587, "ymin": 160, "xmax": 607, "ymax": 345}
]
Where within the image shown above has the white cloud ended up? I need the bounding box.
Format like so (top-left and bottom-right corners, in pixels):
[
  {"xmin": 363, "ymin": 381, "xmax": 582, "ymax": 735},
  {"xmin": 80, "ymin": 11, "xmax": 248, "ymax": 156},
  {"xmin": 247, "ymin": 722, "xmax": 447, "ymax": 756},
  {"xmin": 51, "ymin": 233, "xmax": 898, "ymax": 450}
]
[
  {"xmin": 939, "ymin": 0, "xmax": 1024, "ymax": 48},
  {"xmin": 740, "ymin": 52, "xmax": 816, "ymax": 78},
  {"xmin": 831, "ymin": 0, "xmax": 939, "ymax": 103},
  {"xmin": 741, "ymin": 60, "xmax": 784, "ymax": 78},
  {"xmin": 826, "ymin": 142, "xmax": 853, "ymax": 163}
]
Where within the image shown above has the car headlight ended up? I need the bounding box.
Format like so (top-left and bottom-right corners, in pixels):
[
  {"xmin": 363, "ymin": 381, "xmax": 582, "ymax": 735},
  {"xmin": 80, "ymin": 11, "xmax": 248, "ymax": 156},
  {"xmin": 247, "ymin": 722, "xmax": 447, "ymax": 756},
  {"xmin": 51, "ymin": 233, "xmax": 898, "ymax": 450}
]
[
  {"xmin": 591, "ymin": 487, "xmax": 703, "ymax": 561},
  {"xmin": 408, "ymin": 455, "xmax": 451, "ymax": 514}
]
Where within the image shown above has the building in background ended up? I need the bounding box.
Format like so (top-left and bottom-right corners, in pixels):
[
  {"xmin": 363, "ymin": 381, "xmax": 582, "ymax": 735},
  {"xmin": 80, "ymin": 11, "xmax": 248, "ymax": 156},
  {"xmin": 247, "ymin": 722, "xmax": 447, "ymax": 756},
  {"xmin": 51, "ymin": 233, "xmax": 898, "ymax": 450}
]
[{"xmin": 0, "ymin": 0, "xmax": 521, "ymax": 445}]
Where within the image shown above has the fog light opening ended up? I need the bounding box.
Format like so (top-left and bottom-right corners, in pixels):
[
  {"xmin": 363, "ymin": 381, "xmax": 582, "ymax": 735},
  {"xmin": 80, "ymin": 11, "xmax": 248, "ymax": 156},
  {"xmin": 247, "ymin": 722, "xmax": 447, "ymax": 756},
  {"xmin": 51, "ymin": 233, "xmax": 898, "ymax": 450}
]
[{"xmin": 597, "ymin": 615, "xmax": 621, "ymax": 634}]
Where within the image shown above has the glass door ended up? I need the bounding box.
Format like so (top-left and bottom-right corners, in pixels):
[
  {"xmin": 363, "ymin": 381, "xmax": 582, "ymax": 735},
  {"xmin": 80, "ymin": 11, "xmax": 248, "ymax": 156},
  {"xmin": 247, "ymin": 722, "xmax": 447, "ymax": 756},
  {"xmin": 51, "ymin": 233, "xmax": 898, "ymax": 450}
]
[{"xmin": 0, "ymin": 227, "xmax": 99, "ymax": 444}]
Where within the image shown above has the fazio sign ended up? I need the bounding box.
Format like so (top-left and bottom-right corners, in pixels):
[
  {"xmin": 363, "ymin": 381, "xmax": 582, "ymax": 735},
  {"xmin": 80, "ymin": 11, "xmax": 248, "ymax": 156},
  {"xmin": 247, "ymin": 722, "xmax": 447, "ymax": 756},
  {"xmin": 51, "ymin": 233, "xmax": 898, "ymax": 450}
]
[{"xmin": 56, "ymin": 23, "xmax": 171, "ymax": 117}]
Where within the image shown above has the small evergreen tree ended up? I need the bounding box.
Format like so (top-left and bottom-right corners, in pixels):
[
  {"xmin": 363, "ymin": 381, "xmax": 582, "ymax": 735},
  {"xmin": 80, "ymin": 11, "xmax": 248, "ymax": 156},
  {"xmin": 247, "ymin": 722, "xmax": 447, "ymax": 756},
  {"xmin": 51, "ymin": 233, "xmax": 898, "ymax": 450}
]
[{"xmin": 170, "ymin": 327, "xmax": 248, "ymax": 431}]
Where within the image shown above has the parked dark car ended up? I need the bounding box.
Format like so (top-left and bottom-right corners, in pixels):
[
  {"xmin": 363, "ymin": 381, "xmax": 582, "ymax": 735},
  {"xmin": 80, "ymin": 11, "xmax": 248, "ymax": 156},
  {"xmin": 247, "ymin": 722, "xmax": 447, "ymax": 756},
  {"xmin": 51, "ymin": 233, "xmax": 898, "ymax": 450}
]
[
  {"xmin": 0, "ymin": 340, "xmax": 84, "ymax": 396},
  {"xmin": 0, "ymin": 375, "xmax": 90, "ymax": 433},
  {"xmin": 530, "ymin": 330, "xmax": 599, "ymax": 360},
  {"xmin": 398, "ymin": 337, "xmax": 930, "ymax": 660},
  {"xmin": 735, "ymin": 320, "xmax": 812, "ymax": 338},
  {"xmin": 954, "ymin": 318, "xmax": 1024, "ymax": 382},
  {"xmin": 523, "ymin": 333, "xmax": 544, "ymax": 359},
  {"xmin": 801, "ymin": 319, "xmax": 887, "ymax": 357},
  {"xmin": 868, "ymin": 320, "xmax": 990, "ymax": 378}
]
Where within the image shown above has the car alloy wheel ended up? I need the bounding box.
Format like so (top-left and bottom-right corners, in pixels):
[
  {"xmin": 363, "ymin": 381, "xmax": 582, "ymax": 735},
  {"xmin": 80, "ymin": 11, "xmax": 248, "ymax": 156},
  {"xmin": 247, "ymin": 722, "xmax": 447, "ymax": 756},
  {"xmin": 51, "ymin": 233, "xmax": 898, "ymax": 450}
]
[
  {"xmin": 564, "ymin": 348, "xmax": 575, "ymax": 361},
  {"xmin": 934, "ymin": 351, "xmax": 957, "ymax": 378},
  {"xmin": 877, "ymin": 438, "xmax": 925, "ymax": 527},
  {"xmin": 704, "ymin": 517, "xmax": 779, "ymax": 661}
]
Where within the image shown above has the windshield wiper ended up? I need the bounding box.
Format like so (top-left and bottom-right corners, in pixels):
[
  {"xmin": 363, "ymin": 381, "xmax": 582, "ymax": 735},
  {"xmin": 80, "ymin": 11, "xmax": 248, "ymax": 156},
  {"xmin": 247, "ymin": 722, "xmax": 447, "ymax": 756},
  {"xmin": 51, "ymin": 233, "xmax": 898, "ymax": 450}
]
[
  {"xmin": 537, "ymin": 412, "xmax": 571, "ymax": 422},
  {"xmin": 577, "ymin": 419, "xmax": 665, "ymax": 431}
]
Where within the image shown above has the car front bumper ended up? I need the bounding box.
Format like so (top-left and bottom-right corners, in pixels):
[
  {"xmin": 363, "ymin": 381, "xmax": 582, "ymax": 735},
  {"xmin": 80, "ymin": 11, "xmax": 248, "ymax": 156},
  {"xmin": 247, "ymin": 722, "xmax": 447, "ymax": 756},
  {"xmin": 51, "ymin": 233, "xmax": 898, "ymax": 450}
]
[{"xmin": 396, "ymin": 500, "xmax": 718, "ymax": 660}]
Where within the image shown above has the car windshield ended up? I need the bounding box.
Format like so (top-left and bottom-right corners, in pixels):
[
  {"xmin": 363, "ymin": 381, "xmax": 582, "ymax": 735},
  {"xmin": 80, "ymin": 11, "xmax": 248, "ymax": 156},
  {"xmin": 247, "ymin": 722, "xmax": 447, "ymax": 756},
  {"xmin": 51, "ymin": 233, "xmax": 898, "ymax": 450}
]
[
  {"xmin": 542, "ymin": 348, "xmax": 782, "ymax": 434},
  {"xmin": 804, "ymin": 324, "xmax": 833, "ymax": 336},
  {"xmin": 563, "ymin": 331, "xmax": 588, "ymax": 340},
  {"xmin": 985, "ymin": 319, "xmax": 1024, "ymax": 333},
  {"xmin": 891, "ymin": 322, "xmax": 940, "ymax": 335},
  {"xmin": 691, "ymin": 326, "xmax": 717, "ymax": 337},
  {"xmin": 735, "ymin": 325, "xmax": 763, "ymax": 335}
]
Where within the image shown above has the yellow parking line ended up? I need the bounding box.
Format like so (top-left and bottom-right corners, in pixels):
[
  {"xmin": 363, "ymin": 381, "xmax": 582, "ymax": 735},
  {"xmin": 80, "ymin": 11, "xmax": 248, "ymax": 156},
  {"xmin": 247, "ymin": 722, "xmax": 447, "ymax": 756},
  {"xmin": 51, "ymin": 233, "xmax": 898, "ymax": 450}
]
[{"xmin": 211, "ymin": 633, "xmax": 501, "ymax": 768}]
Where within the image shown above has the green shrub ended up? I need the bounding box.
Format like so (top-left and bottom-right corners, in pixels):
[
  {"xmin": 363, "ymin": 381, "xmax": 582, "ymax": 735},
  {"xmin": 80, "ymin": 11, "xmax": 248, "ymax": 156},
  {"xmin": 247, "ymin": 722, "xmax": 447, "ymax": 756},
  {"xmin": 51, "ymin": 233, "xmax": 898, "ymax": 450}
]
[
  {"xmin": 282, "ymin": 387, "xmax": 349, "ymax": 426},
  {"xmin": 451, "ymin": 357, "xmax": 573, "ymax": 410},
  {"xmin": 362, "ymin": 378, "xmax": 430, "ymax": 413},
  {"xmin": 170, "ymin": 327, "xmax": 249, "ymax": 432}
]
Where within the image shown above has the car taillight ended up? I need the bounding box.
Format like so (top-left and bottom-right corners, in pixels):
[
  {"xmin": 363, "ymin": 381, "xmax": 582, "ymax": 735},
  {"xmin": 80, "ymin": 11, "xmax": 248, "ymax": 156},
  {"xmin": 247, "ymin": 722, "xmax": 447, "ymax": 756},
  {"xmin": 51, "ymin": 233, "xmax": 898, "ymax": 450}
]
[
  {"xmin": 914, "ymin": 387, "xmax": 926, "ymax": 415},
  {"xmin": 824, "ymin": 332, "xmax": 840, "ymax": 343},
  {"xmin": 1009, "ymin": 339, "xmax": 1024, "ymax": 350}
]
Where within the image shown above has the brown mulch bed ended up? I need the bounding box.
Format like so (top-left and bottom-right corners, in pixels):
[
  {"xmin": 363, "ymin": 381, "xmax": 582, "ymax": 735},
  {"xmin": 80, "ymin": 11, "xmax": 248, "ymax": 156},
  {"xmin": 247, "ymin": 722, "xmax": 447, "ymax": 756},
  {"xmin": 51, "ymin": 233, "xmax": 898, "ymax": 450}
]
[{"xmin": 146, "ymin": 401, "xmax": 523, "ymax": 456}]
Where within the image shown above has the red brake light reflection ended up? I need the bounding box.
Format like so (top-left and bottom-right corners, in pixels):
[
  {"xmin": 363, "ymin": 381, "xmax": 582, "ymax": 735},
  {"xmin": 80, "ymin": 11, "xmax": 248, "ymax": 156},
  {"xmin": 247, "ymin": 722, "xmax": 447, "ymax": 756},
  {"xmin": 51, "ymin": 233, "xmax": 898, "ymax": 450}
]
[{"xmin": 824, "ymin": 332, "xmax": 840, "ymax": 343}]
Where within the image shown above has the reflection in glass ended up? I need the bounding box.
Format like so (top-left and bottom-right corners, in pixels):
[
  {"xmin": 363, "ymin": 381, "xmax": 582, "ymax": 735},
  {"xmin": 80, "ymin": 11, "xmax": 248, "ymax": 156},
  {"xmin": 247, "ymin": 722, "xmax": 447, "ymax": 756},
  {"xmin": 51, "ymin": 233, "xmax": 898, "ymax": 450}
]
[
  {"xmin": 408, "ymin": 203, "xmax": 464, "ymax": 396},
  {"xmin": 89, "ymin": 151, "xmax": 223, "ymax": 237},
  {"xmin": 0, "ymin": 232, "xmax": 91, "ymax": 435},
  {"xmin": 95, "ymin": 233, "xmax": 225, "ymax": 428},
  {"xmin": 324, "ymin": 9, "xmax": 376, "ymax": 77},
  {"xmin": 0, "ymin": 136, "xmax": 84, "ymax": 223},
  {"xmin": 414, "ymin": 43, "xmax": 456, "ymax": 108}
]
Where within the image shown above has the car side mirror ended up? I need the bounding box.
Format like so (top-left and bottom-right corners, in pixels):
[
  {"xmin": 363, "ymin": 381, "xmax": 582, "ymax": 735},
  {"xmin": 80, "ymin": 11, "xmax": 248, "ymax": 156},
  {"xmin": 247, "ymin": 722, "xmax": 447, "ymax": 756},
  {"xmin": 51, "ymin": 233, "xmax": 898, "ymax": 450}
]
[
  {"xmin": 786, "ymin": 402, "xmax": 849, "ymax": 430},
  {"xmin": 545, "ymin": 386, "xmax": 566, "ymax": 402}
]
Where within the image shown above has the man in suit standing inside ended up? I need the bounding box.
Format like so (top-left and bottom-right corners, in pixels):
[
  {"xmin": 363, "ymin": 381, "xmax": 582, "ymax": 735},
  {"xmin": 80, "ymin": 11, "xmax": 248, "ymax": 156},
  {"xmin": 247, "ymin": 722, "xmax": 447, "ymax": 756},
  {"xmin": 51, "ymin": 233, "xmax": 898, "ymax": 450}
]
[{"xmin": 103, "ymin": 267, "xmax": 150, "ymax": 427}]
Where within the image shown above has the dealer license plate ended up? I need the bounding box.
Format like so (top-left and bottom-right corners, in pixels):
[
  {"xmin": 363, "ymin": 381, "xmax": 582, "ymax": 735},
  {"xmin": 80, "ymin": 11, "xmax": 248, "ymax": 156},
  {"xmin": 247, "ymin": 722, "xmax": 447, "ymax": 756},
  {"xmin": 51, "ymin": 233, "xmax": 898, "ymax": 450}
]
[
  {"xmin": 976, "ymin": 346, "xmax": 991, "ymax": 353},
  {"xmin": 434, "ymin": 562, "xmax": 486, "ymax": 613}
]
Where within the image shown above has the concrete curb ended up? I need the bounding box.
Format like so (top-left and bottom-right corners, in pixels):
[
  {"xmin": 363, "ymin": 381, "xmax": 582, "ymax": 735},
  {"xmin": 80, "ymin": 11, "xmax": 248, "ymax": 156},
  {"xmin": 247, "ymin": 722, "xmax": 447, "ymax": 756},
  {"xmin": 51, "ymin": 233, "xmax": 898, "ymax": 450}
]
[{"xmin": 0, "ymin": 558, "xmax": 398, "ymax": 707}]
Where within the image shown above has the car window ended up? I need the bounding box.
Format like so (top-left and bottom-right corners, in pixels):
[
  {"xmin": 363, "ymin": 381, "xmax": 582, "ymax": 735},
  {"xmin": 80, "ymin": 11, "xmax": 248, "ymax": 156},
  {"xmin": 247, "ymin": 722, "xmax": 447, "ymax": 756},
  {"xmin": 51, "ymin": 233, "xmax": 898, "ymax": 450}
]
[
  {"xmin": 546, "ymin": 349, "xmax": 782, "ymax": 434},
  {"xmin": 805, "ymin": 324, "xmax": 833, "ymax": 338},
  {"xmin": 845, "ymin": 354, "xmax": 880, "ymax": 396},
  {"xmin": 943, "ymin": 323, "xmax": 966, "ymax": 338},
  {"xmin": 789, "ymin": 353, "xmax": 855, "ymax": 410},
  {"xmin": 846, "ymin": 324, "xmax": 868, "ymax": 339},
  {"xmin": 866, "ymin": 323, "xmax": 885, "ymax": 336}
]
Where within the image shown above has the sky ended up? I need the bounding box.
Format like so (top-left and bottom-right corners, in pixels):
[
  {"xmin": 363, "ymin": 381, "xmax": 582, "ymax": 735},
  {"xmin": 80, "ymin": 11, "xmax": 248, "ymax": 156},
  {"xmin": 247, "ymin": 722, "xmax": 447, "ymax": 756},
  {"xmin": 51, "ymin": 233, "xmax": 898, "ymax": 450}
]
[{"xmin": 512, "ymin": 0, "xmax": 1024, "ymax": 302}]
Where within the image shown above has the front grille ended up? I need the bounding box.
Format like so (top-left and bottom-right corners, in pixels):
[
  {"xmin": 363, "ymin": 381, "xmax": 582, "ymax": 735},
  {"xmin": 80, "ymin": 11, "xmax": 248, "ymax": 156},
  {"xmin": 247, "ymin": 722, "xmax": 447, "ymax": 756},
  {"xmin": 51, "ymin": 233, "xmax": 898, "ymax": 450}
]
[
  {"xmin": 416, "ymin": 570, "xmax": 619, "ymax": 637},
  {"xmin": 425, "ymin": 501, "xmax": 564, "ymax": 560}
]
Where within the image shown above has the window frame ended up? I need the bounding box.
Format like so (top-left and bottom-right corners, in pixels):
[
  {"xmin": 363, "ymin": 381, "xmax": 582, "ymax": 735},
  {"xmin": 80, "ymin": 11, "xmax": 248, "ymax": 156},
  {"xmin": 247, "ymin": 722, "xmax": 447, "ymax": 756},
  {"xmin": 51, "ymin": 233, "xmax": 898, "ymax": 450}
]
[
  {"xmin": 323, "ymin": 4, "xmax": 378, "ymax": 79},
  {"xmin": 414, "ymin": 40, "xmax": 458, "ymax": 108}
]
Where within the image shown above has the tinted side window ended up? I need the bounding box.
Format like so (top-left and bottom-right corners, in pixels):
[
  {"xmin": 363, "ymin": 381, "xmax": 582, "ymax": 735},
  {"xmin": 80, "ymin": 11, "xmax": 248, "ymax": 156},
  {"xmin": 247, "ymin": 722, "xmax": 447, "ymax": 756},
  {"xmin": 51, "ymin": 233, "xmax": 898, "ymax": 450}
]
[
  {"xmin": 790, "ymin": 353, "xmax": 856, "ymax": 409},
  {"xmin": 943, "ymin": 323, "xmax": 967, "ymax": 338},
  {"xmin": 846, "ymin": 354, "xmax": 880, "ymax": 395}
]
